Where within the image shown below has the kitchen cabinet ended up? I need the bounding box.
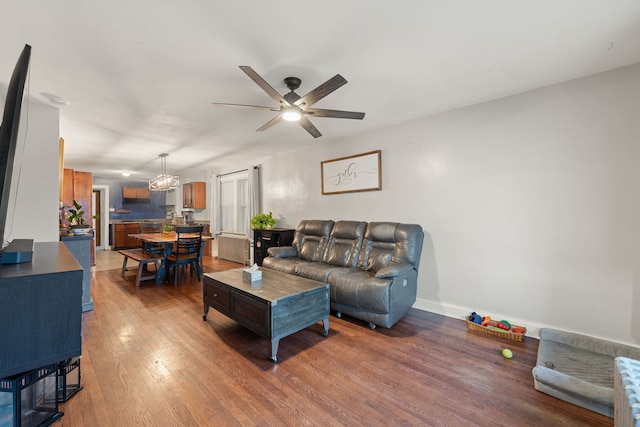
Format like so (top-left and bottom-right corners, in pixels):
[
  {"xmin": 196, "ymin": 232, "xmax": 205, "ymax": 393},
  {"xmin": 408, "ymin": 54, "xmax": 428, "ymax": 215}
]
[
  {"xmin": 61, "ymin": 168, "xmax": 74, "ymax": 207},
  {"xmin": 61, "ymin": 168, "xmax": 94, "ymax": 264},
  {"xmin": 73, "ymin": 171, "xmax": 93, "ymax": 221},
  {"xmin": 112, "ymin": 223, "xmax": 141, "ymax": 250},
  {"xmin": 122, "ymin": 186, "xmax": 150, "ymax": 201},
  {"xmin": 62, "ymin": 168, "xmax": 92, "ymax": 221},
  {"xmin": 183, "ymin": 182, "xmax": 206, "ymax": 209}
]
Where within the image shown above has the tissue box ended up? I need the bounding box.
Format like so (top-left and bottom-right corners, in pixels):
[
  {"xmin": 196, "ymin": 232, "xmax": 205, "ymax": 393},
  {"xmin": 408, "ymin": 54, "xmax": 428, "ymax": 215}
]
[{"xmin": 242, "ymin": 269, "xmax": 262, "ymax": 281}]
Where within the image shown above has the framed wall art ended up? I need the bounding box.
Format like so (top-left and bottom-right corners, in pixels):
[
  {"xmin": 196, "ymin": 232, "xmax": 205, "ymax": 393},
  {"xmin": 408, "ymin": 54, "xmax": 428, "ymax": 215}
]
[{"xmin": 321, "ymin": 150, "xmax": 381, "ymax": 195}]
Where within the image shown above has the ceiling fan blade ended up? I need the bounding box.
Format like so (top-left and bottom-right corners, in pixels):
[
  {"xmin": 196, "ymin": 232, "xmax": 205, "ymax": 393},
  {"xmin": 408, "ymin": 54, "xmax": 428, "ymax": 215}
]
[
  {"xmin": 239, "ymin": 66, "xmax": 289, "ymax": 106},
  {"xmin": 212, "ymin": 102, "xmax": 279, "ymax": 111},
  {"xmin": 256, "ymin": 115, "xmax": 283, "ymax": 132},
  {"xmin": 295, "ymin": 74, "xmax": 347, "ymax": 108},
  {"xmin": 298, "ymin": 116, "xmax": 322, "ymax": 138},
  {"xmin": 305, "ymin": 108, "xmax": 365, "ymax": 120}
]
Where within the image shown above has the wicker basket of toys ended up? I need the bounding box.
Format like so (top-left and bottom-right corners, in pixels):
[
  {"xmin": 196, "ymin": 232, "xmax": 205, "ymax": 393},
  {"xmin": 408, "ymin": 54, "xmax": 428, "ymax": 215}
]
[{"xmin": 466, "ymin": 312, "xmax": 526, "ymax": 342}]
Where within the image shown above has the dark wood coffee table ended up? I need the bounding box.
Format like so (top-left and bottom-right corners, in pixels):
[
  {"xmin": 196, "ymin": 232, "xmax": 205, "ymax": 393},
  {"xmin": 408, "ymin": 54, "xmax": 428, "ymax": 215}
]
[{"xmin": 203, "ymin": 268, "xmax": 329, "ymax": 362}]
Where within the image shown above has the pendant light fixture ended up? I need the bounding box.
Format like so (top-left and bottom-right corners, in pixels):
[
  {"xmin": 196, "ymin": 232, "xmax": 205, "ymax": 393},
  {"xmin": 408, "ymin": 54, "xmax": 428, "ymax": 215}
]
[{"xmin": 149, "ymin": 153, "xmax": 179, "ymax": 191}]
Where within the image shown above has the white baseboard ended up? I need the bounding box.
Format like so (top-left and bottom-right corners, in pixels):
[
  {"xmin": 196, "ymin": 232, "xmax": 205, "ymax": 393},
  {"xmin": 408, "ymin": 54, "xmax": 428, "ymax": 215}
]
[
  {"xmin": 412, "ymin": 298, "xmax": 640, "ymax": 347},
  {"xmin": 412, "ymin": 297, "xmax": 543, "ymax": 339}
]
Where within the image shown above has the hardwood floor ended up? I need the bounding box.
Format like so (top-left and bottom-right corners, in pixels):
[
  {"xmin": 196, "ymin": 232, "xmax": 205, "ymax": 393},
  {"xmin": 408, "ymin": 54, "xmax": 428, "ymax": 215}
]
[{"xmin": 59, "ymin": 252, "xmax": 612, "ymax": 426}]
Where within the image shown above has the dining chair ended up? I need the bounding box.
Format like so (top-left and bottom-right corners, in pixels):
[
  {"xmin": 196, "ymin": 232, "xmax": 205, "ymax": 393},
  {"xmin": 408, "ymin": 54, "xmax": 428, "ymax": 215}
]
[{"xmin": 165, "ymin": 225, "xmax": 204, "ymax": 285}]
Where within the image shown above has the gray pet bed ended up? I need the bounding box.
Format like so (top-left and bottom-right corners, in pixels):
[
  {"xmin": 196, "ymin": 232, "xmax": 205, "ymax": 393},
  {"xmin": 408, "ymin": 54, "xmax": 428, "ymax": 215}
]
[{"xmin": 532, "ymin": 328, "xmax": 640, "ymax": 417}]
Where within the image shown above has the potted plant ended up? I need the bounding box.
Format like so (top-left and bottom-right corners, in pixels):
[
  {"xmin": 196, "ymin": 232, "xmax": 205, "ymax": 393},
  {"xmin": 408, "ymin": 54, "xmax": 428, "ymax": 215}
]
[
  {"xmin": 68, "ymin": 200, "xmax": 91, "ymax": 235},
  {"xmin": 251, "ymin": 211, "xmax": 276, "ymax": 229}
]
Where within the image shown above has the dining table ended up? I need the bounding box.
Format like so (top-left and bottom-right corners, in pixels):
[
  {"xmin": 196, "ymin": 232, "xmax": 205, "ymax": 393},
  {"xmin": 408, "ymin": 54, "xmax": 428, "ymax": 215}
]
[{"xmin": 129, "ymin": 232, "xmax": 214, "ymax": 284}]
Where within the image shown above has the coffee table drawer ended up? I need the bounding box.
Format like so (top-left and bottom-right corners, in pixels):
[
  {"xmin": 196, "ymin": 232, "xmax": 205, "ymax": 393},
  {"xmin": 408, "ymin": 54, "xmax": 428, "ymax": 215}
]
[
  {"xmin": 203, "ymin": 278, "xmax": 231, "ymax": 313},
  {"xmin": 231, "ymin": 292, "xmax": 269, "ymax": 336}
]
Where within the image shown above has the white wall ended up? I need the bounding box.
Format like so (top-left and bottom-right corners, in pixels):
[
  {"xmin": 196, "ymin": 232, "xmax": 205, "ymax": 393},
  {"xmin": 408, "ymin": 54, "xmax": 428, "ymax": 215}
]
[
  {"xmin": 239, "ymin": 63, "xmax": 640, "ymax": 346},
  {"xmin": 1, "ymin": 95, "xmax": 59, "ymax": 244}
]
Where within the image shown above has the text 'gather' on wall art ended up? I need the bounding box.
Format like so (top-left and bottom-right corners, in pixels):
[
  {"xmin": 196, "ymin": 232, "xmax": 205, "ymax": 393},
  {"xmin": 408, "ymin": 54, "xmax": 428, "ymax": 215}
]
[{"xmin": 321, "ymin": 150, "xmax": 381, "ymax": 195}]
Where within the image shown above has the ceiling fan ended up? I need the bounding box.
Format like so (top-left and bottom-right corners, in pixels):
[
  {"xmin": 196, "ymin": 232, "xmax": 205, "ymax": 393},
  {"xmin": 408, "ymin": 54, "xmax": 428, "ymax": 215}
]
[{"xmin": 213, "ymin": 66, "xmax": 365, "ymax": 138}]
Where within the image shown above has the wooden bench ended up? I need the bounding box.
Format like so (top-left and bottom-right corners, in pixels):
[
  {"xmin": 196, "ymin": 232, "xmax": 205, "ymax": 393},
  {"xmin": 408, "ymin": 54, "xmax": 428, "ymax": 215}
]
[{"xmin": 118, "ymin": 249, "xmax": 165, "ymax": 287}]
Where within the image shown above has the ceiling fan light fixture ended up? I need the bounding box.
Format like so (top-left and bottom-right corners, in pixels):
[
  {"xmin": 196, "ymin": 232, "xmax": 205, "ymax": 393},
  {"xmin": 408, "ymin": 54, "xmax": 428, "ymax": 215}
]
[
  {"xmin": 282, "ymin": 106, "xmax": 302, "ymax": 122},
  {"xmin": 149, "ymin": 153, "xmax": 180, "ymax": 191},
  {"xmin": 213, "ymin": 66, "xmax": 364, "ymax": 138}
]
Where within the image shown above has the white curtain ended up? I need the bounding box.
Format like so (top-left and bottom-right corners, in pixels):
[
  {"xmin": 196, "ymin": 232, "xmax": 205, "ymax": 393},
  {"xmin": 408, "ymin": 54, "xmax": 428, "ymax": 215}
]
[
  {"xmin": 213, "ymin": 166, "xmax": 260, "ymax": 238},
  {"xmin": 247, "ymin": 165, "xmax": 261, "ymax": 238},
  {"xmin": 212, "ymin": 174, "xmax": 221, "ymax": 235}
]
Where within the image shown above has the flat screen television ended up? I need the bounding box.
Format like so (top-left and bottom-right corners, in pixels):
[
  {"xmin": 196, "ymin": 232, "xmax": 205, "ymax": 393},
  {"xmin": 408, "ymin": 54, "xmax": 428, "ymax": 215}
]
[{"xmin": 0, "ymin": 44, "xmax": 31, "ymax": 248}]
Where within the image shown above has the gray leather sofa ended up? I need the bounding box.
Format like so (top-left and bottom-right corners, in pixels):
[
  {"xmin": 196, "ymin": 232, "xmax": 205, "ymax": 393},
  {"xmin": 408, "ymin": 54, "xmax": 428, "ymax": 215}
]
[{"xmin": 262, "ymin": 219, "xmax": 424, "ymax": 328}]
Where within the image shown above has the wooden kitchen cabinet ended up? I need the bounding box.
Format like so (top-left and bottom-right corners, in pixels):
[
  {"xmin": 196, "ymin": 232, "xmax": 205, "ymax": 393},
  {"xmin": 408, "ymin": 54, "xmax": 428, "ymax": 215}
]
[
  {"xmin": 73, "ymin": 171, "xmax": 93, "ymax": 222},
  {"xmin": 61, "ymin": 168, "xmax": 95, "ymax": 265},
  {"xmin": 112, "ymin": 223, "xmax": 141, "ymax": 250},
  {"xmin": 62, "ymin": 168, "xmax": 93, "ymax": 227},
  {"xmin": 61, "ymin": 168, "xmax": 75, "ymax": 207},
  {"xmin": 122, "ymin": 186, "xmax": 150, "ymax": 200},
  {"xmin": 183, "ymin": 182, "xmax": 206, "ymax": 209},
  {"xmin": 62, "ymin": 168, "xmax": 92, "ymax": 222}
]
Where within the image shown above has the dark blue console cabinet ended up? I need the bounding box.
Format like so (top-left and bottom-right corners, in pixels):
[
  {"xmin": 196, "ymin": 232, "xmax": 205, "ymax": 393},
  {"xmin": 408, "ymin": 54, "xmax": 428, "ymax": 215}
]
[{"xmin": 0, "ymin": 242, "xmax": 83, "ymax": 379}]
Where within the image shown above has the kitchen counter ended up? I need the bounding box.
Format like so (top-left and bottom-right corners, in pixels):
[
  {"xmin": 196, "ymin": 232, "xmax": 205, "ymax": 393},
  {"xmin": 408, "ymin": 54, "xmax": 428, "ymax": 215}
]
[{"xmin": 110, "ymin": 220, "xmax": 211, "ymax": 252}]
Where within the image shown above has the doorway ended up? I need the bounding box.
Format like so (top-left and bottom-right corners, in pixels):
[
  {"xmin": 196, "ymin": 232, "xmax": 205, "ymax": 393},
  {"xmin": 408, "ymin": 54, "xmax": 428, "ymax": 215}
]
[{"xmin": 92, "ymin": 185, "xmax": 110, "ymax": 250}]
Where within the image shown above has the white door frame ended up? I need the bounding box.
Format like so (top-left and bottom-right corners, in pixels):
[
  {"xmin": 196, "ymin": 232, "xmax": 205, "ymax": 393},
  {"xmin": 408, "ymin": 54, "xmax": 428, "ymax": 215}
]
[{"xmin": 92, "ymin": 185, "xmax": 110, "ymax": 249}]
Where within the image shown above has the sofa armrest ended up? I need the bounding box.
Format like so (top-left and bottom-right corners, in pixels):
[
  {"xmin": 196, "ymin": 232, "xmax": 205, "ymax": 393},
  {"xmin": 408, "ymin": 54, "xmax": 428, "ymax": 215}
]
[
  {"xmin": 267, "ymin": 246, "xmax": 299, "ymax": 258},
  {"xmin": 374, "ymin": 262, "xmax": 415, "ymax": 278}
]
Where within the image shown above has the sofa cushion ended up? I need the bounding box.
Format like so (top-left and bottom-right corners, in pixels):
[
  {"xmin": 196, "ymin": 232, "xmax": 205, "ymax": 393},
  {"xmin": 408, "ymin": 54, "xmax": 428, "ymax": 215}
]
[
  {"xmin": 322, "ymin": 220, "xmax": 367, "ymax": 267},
  {"xmin": 293, "ymin": 219, "xmax": 334, "ymax": 262},
  {"xmin": 327, "ymin": 269, "xmax": 393, "ymax": 314},
  {"xmin": 294, "ymin": 262, "xmax": 350, "ymax": 282}
]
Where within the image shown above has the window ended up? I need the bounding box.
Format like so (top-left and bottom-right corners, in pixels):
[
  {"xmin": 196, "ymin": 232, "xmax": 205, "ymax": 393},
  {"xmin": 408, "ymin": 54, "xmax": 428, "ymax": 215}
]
[{"xmin": 219, "ymin": 171, "xmax": 248, "ymax": 234}]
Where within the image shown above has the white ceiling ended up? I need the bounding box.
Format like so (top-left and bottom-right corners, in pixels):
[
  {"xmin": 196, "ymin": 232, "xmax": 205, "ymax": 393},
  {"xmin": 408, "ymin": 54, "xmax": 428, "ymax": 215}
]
[{"xmin": 2, "ymin": 1, "xmax": 640, "ymax": 180}]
